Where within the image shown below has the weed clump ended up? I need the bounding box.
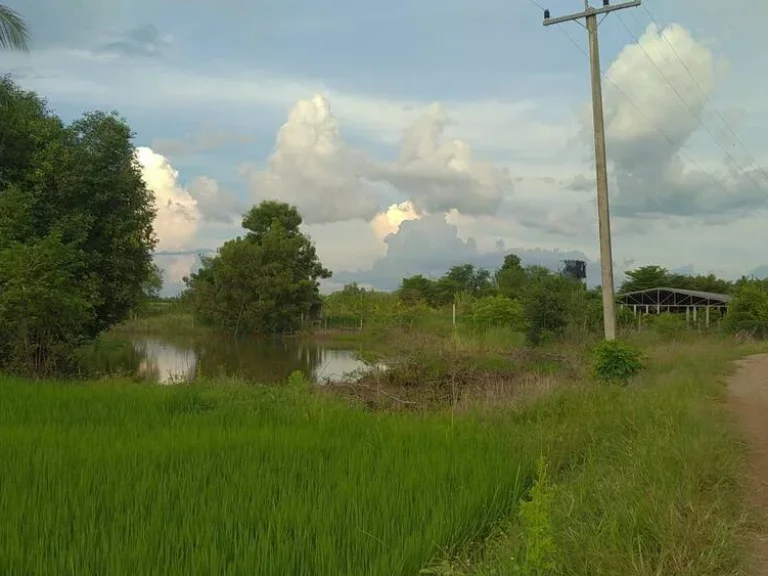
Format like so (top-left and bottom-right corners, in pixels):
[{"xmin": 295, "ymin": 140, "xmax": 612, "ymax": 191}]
[{"xmin": 591, "ymin": 339, "xmax": 645, "ymax": 385}]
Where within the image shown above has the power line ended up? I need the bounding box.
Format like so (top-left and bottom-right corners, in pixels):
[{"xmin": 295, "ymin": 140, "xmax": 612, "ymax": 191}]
[
  {"xmin": 557, "ymin": 20, "xmax": 768, "ymax": 223},
  {"xmin": 637, "ymin": 1, "xmax": 768, "ymax": 188},
  {"xmin": 614, "ymin": 12, "xmax": 768, "ymax": 201}
]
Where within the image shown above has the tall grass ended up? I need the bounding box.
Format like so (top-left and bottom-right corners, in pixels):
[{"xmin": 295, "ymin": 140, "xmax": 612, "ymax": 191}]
[
  {"xmin": 0, "ymin": 375, "xmax": 538, "ymax": 576},
  {"xmin": 1, "ymin": 337, "xmax": 760, "ymax": 575},
  {"xmin": 459, "ymin": 337, "xmax": 764, "ymax": 575}
]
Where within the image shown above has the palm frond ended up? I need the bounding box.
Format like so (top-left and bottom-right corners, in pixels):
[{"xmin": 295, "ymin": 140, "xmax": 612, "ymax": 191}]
[{"xmin": 0, "ymin": 5, "xmax": 29, "ymax": 51}]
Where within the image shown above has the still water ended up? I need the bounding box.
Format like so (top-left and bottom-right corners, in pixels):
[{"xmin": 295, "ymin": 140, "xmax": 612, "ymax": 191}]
[{"xmin": 100, "ymin": 335, "xmax": 370, "ymax": 384}]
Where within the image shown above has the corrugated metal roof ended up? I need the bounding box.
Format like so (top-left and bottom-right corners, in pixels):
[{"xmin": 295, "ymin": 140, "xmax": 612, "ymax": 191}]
[{"xmin": 617, "ymin": 286, "xmax": 731, "ymax": 302}]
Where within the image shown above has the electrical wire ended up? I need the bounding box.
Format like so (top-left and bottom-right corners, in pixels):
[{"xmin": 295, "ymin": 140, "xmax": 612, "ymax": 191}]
[
  {"xmin": 555, "ymin": 23, "xmax": 743, "ymax": 204},
  {"xmin": 615, "ymin": 13, "xmax": 768, "ymax": 200},
  {"xmin": 525, "ymin": 0, "xmax": 767, "ymax": 218},
  {"xmin": 637, "ymin": 1, "xmax": 768, "ymax": 187}
]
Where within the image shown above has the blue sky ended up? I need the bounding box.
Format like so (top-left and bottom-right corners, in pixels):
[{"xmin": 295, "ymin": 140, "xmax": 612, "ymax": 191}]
[{"xmin": 6, "ymin": 0, "xmax": 768, "ymax": 293}]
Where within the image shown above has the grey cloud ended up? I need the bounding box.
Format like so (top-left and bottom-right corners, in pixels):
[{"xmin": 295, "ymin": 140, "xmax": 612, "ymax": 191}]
[
  {"xmin": 371, "ymin": 103, "xmax": 513, "ymax": 216},
  {"xmin": 187, "ymin": 177, "xmax": 246, "ymax": 224},
  {"xmin": 98, "ymin": 25, "xmax": 171, "ymax": 58},
  {"xmin": 564, "ymin": 173, "xmax": 594, "ymax": 192},
  {"xmin": 152, "ymin": 125, "xmax": 254, "ymax": 156}
]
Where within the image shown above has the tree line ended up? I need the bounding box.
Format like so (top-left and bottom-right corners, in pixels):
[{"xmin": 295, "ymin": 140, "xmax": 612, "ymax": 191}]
[{"xmin": 323, "ymin": 257, "xmax": 768, "ymax": 342}]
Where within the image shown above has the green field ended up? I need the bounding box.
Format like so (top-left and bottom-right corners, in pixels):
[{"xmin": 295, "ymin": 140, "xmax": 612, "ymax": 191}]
[{"xmin": 0, "ymin": 337, "xmax": 758, "ymax": 575}]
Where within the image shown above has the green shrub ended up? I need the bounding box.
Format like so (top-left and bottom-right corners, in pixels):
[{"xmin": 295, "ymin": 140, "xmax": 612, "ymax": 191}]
[
  {"xmin": 724, "ymin": 282, "xmax": 768, "ymax": 338},
  {"xmin": 471, "ymin": 296, "xmax": 525, "ymax": 329},
  {"xmin": 591, "ymin": 340, "xmax": 645, "ymax": 385}
]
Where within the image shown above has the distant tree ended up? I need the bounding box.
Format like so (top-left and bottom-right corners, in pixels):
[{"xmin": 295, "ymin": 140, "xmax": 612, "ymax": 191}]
[
  {"xmin": 0, "ymin": 78, "xmax": 157, "ymax": 374},
  {"xmin": 521, "ymin": 267, "xmax": 582, "ymax": 345},
  {"xmin": 143, "ymin": 263, "xmax": 164, "ymax": 300},
  {"xmin": 620, "ymin": 265, "xmax": 670, "ymax": 293},
  {"xmin": 185, "ymin": 201, "xmax": 331, "ymax": 335},
  {"xmin": 666, "ymin": 272, "xmax": 732, "ymax": 294},
  {"xmin": 0, "ymin": 5, "xmax": 28, "ymax": 51},
  {"xmin": 622, "ymin": 265, "xmax": 733, "ymax": 295},
  {"xmin": 399, "ymin": 275, "xmax": 435, "ymax": 306},
  {"xmin": 496, "ymin": 253, "xmax": 526, "ymax": 298}
]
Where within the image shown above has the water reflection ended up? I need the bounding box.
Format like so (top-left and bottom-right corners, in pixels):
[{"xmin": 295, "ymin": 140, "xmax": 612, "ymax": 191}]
[{"xmin": 106, "ymin": 335, "xmax": 369, "ymax": 384}]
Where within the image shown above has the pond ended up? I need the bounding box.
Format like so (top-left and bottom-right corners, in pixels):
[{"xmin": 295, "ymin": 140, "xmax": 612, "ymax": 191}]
[{"xmin": 93, "ymin": 335, "xmax": 372, "ymax": 384}]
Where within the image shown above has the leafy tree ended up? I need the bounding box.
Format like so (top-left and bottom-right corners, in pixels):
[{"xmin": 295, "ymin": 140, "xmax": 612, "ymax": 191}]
[
  {"xmin": 0, "ymin": 5, "xmax": 28, "ymax": 51},
  {"xmin": 521, "ymin": 267, "xmax": 581, "ymax": 345},
  {"xmin": 0, "ymin": 78, "xmax": 157, "ymax": 373},
  {"xmin": 620, "ymin": 265, "xmax": 670, "ymax": 293},
  {"xmin": 399, "ymin": 264, "xmax": 493, "ymax": 308},
  {"xmin": 400, "ymin": 275, "xmax": 436, "ymax": 306},
  {"xmin": 724, "ymin": 281, "xmax": 768, "ymax": 338},
  {"xmin": 143, "ymin": 263, "xmax": 164, "ymax": 300},
  {"xmin": 185, "ymin": 201, "xmax": 331, "ymax": 335},
  {"xmin": 621, "ymin": 265, "xmax": 733, "ymax": 295},
  {"xmin": 496, "ymin": 253, "xmax": 526, "ymax": 298}
]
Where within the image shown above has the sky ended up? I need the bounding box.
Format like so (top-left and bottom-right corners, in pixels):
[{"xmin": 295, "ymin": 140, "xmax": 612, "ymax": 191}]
[{"xmin": 5, "ymin": 0, "xmax": 768, "ymax": 294}]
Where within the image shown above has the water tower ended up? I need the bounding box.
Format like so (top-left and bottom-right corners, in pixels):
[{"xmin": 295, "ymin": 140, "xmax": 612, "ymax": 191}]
[{"xmin": 560, "ymin": 259, "xmax": 587, "ymax": 285}]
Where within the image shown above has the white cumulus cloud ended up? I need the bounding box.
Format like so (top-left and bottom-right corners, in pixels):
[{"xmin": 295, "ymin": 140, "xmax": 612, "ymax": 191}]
[
  {"xmin": 373, "ymin": 103, "xmax": 513, "ymax": 215},
  {"xmin": 242, "ymin": 95, "xmax": 514, "ymax": 225},
  {"xmin": 135, "ymin": 146, "xmax": 201, "ymax": 250},
  {"xmin": 241, "ymin": 94, "xmax": 380, "ymax": 225},
  {"xmin": 592, "ymin": 23, "xmax": 768, "ymax": 218},
  {"xmin": 371, "ymin": 201, "xmax": 421, "ymax": 241}
]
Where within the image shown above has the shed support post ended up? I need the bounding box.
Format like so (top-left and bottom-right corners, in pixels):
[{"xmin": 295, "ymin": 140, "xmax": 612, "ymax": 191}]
[
  {"xmin": 686, "ymin": 307, "xmax": 691, "ymax": 327},
  {"xmin": 705, "ymin": 306, "xmax": 710, "ymax": 329}
]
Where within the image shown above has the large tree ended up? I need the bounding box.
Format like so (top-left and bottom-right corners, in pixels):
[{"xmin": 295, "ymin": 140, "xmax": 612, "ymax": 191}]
[
  {"xmin": 185, "ymin": 201, "xmax": 331, "ymax": 335},
  {"xmin": 0, "ymin": 78, "xmax": 157, "ymax": 374},
  {"xmin": 0, "ymin": 5, "xmax": 28, "ymax": 51}
]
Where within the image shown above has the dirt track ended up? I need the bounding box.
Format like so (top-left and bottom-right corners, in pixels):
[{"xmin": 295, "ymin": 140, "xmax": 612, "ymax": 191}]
[{"xmin": 729, "ymin": 354, "xmax": 768, "ymax": 574}]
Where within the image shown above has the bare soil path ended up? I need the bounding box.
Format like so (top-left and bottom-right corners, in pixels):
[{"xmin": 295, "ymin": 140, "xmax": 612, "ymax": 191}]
[{"xmin": 729, "ymin": 354, "xmax": 768, "ymax": 574}]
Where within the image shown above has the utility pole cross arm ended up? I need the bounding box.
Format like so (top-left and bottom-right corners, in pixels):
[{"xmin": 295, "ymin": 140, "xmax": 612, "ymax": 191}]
[{"xmin": 542, "ymin": 0, "xmax": 641, "ymax": 26}]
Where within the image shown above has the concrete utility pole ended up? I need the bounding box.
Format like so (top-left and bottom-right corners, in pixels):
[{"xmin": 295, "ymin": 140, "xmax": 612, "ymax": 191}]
[{"xmin": 543, "ymin": 0, "xmax": 640, "ymax": 341}]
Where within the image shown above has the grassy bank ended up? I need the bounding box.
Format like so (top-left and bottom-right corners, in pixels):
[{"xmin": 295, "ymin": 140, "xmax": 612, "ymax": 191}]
[
  {"xmin": 0, "ymin": 337, "xmax": 760, "ymax": 575},
  {"xmin": 450, "ymin": 337, "xmax": 762, "ymax": 575}
]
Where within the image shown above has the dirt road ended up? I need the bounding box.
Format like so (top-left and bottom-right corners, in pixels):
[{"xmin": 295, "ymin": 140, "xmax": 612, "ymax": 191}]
[{"xmin": 729, "ymin": 354, "xmax": 768, "ymax": 574}]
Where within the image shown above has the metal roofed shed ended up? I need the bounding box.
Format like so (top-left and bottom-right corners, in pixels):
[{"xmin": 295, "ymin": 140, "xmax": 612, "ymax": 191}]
[{"xmin": 617, "ymin": 286, "xmax": 731, "ymax": 328}]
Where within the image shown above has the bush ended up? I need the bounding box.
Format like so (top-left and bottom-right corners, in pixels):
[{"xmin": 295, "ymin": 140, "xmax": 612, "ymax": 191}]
[
  {"xmin": 724, "ymin": 282, "xmax": 768, "ymax": 338},
  {"xmin": 471, "ymin": 296, "xmax": 525, "ymax": 329},
  {"xmin": 591, "ymin": 340, "xmax": 644, "ymax": 385}
]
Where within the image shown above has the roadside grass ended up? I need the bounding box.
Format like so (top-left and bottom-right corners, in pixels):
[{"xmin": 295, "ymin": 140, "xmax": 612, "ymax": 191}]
[{"xmin": 433, "ymin": 336, "xmax": 766, "ymax": 576}]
